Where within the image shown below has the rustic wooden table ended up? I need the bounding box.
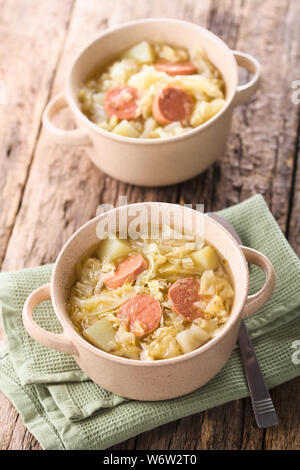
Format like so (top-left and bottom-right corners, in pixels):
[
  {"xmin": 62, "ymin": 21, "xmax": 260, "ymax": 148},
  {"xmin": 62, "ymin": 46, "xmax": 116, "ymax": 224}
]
[{"xmin": 0, "ymin": 0, "xmax": 299, "ymax": 450}]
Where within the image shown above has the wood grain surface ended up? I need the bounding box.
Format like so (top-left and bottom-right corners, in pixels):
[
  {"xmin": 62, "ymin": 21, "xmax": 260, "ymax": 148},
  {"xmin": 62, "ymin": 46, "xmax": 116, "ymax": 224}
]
[{"xmin": 0, "ymin": 0, "xmax": 299, "ymax": 450}]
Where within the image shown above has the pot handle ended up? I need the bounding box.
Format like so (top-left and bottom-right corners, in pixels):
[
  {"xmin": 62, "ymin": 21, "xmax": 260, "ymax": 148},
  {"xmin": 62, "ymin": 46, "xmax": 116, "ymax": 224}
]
[
  {"xmin": 241, "ymin": 246, "xmax": 275, "ymax": 318},
  {"xmin": 232, "ymin": 51, "xmax": 261, "ymax": 106},
  {"xmin": 22, "ymin": 283, "xmax": 78, "ymax": 355},
  {"xmin": 43, "ymin": 91, "xmax": 92, "ymax": 146}
]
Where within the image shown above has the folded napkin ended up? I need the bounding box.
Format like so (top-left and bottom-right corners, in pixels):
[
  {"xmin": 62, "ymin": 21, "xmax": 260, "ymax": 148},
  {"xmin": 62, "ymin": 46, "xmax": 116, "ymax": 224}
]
[{"xmin": 0, "ymin": 195, "xmax": 299, "ymax": 449}]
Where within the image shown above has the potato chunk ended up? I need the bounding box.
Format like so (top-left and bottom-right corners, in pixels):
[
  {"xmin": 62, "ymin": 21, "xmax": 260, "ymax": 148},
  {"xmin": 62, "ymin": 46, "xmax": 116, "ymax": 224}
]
[
  {"xmin": 123, "ymin": 41, "xmax": 155, "ymax": 64},
  {"xmin": 176, "ymin": 324, "xmax": 210, "ymax": 354},
  {"xmin": 97, "ymin": 238, "xmax": 130, "ymax": 262},
  {"xmin": 112, "ymin": 120, "xmax": 140, "ymax": 138},
  {"xmin": 191, "ymin": 245, "xmax": 219, "ymax": 270},
  {"xmin": 84, "ymin": 319, "xmax": 117, "ymax": 352}
]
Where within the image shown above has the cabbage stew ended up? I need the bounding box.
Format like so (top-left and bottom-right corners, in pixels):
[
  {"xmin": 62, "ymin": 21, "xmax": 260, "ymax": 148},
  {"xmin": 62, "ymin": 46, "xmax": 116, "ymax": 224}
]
[{"xmin": 67, "ymin": 234, "xmax": 234, "ymax": 360}]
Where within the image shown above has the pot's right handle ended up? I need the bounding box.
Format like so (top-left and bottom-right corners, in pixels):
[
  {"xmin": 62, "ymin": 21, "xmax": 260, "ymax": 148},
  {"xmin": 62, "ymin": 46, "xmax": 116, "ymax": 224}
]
[
  {"xmin": 241, "ymin": 246, "xmax": 275, "ymax": 318},
  {"xmin": 43, "ymin": 91, "xmax": 92, "ymax": 146},
  {"xmin": 232, "ymin": 51, "xmax": 261, "ymax": 106},
  {"xmin": 22, "ymin": 283, "xmax": 77, "ymax": 355}
]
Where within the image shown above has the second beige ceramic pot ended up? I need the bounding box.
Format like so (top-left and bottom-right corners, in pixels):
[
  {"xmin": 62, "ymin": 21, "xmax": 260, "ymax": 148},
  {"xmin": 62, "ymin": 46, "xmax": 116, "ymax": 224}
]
[
  {"xmin": 22, "ymin": 203, "xmax": 275, "ymax": 401},
  {"xmin": 43, "ymin": 19, "xmax": 260, "ymax": 186}
]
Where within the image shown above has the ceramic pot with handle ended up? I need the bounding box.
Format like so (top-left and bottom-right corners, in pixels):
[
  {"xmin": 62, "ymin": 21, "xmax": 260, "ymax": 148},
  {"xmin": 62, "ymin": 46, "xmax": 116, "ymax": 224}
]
[
  {"xmin": 23, "ymin": 203, "xmax": 275, "ymax": 400},
  {"xmin": 43, "ymin": 19, "xmax": 260, "ymax": 186}
]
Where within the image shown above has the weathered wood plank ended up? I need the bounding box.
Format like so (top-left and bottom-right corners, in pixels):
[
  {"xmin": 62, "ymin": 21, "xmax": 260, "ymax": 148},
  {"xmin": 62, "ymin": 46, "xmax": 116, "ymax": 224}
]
[
  {"xmin": 0, "ymin": 0, "xmax": 177, "ymax": 450},
  {"xmin": 1, "ymin": 0, "xmax": 205, "ymax": 271},
  {"xmin": 0, "ymin": 0, "xmax": 209, "ymax": 450},
  {"xmin": 133, "ymin": 400, "xmax": 246, "ymax": 450},
  {"xmin": 178, "ymin": 0, "xmax": 300, "ymax": 450},
  {"xmin": 180, "ymin": 0, "xmax": 300, "ymax": 219},
  {"xmin": 1, "ymin": 0, "xmax": 299, "ymax": 451},
  {"xmin": 0, "ymin": 393, "xmax": 19, "ymax": 450},
  {"xmin": 286, "ymin": 110, "xmax": 300, "ymax": 255},
  {"xmin": 263, "ymin": 66, "xmax": 300, "ymax": 450},
  {"xmin": 0, "ymin": 0, "xmax": 75, "ymax": 451},
  {"xmin": 263, "ymin": 379, "xmax": 300, "ymax": 450},
  {"xmin": 7, "ymin": 415, "xmax": 41, "ymax": 451},
  {"xmin": 170, "ymin": 2, "xmax": 300, "ymax": 449},
  {"xmin": 0, "ymin": 0, "xmax": 75, "ymax": 267}
]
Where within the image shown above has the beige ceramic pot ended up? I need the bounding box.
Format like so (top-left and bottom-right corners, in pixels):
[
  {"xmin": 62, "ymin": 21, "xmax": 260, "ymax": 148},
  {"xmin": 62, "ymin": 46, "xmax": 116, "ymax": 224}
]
[
  {"xmin": 23, "ymin": 203, "xmax": 275, "ymax": 401},
  {"xmin": 42, "ymin": 19, "xmax": 260, "ymax": 186}
]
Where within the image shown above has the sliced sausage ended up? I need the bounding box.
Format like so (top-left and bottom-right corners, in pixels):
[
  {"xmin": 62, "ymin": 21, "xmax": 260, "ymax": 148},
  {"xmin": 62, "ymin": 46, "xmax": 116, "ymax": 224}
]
[
  {"xmin": 152, "ymin": 87, "xmax": 194, "ymax": 125},
  {"xmin": 104, "ymin": 85, "xmax": 140, "ymax": 120},
  {"xmin": 155, "ymin": 61, "xmax": 197, "ymax": 76},
  {"xmin": 118, "ymin": 294, "xmax": 162, "ymax": 337},
  {"xmin": 168, "ymin": 278, "xmax": 204, "ymax": 321},
  {"xmin": 104, "ymin": 254, "xmax": 147, "ymax": 290}
]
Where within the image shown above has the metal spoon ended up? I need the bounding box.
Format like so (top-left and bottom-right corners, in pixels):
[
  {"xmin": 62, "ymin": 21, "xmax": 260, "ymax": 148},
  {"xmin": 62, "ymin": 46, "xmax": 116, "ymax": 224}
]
[{"xmin": 207, "ymin": 212, "xmax": 278, "ymax": 428}]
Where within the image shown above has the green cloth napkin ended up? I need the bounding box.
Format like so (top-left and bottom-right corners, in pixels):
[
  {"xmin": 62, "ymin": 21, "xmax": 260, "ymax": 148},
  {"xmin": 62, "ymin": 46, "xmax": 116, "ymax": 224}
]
[{"xmin": 0, "ymin": 194, "xmax": 299, "ymax": 449}]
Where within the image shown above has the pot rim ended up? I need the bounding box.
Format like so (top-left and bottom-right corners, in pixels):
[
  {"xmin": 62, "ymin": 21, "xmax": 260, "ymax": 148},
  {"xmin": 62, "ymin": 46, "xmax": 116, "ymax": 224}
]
[
  {"xmin": 65, "ymin": 18, "xmax": 238, "ymax": 146},
  {"xmin": 51, "ymin": 203, "xmax": 249, "ymax": 367}
]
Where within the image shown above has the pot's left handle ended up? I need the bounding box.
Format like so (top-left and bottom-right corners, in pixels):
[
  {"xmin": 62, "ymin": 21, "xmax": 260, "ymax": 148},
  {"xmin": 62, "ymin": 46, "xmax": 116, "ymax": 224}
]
[
  {"xmin": 22, "ymin": 283, "xmax": 78, "ymax": 355},
  {"xmin": 232, "ymin": 51, "xmax": 261, "ymax": 106},
  {"xmin": 43, "ymin": 91, "xmax": 92, "ymax": 146}
]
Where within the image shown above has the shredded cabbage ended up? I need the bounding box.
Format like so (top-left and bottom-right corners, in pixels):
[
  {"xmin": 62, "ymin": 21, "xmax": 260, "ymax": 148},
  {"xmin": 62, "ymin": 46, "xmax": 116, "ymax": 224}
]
[
  {"xmin": 78, "ymin": 40, "xmax": 225, "ymax": 139},
  {"xmin": 67, "ymin": 235, "xmax": 234, "ymax": 360}
]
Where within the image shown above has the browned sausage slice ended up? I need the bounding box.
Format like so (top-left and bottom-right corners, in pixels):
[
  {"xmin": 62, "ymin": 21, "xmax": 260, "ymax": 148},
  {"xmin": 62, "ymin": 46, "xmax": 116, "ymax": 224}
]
[
  {"xmin": 117, "ymin": 294, "xmax": 162, "ymax": 337},
  {"xmin": 168, "ymin": 278, "xmax": 205, "ymax": 321},
  {"xmin": 155, "ymin": 61, "xmax": 197, "ymax": 76},
  {"xmin": 104, "ymin": 85, "xmax": 140, "ymax": 120},
  {"xmin": 104, "ymin": 254, "xmax": 147, "ymax": 289},
  {"xmin": 152, "ymin": 87, "xmax": 194, "ymax": 125}
]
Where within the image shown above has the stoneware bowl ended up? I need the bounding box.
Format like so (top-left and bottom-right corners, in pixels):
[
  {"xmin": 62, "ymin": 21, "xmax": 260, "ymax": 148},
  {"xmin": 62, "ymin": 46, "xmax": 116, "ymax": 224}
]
[
  {"xmin": 42, "ymin": 18, "xmax": 260, "ymax": 186},
  {"xmin": 23, "ymin": 203, "xmax": 275, "ymax": 401}
]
